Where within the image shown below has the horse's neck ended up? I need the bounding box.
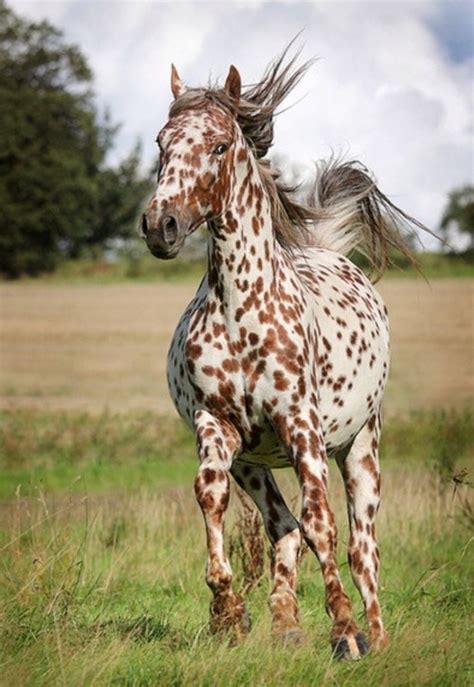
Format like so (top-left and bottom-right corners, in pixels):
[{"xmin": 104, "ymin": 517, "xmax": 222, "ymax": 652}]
[{"xmin": 207, "ymin": 167, "xmax": 279, "ymax": 322}]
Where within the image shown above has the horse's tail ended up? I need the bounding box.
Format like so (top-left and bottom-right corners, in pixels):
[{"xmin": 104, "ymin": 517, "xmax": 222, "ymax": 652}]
[{"xmin": 307, "ymin": 158, "xmax": 433, "ymax": 279}]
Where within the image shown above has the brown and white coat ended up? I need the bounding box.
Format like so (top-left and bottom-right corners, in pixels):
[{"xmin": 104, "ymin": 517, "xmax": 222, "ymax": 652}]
[{"xmin": 141, "ymin": 53, "xmax": 426, "ymax": 659}]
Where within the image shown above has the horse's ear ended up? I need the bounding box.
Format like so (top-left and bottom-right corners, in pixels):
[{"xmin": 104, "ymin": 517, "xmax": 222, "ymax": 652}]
[
  {"xmin": 224, "ymin": 65, "xmax": 241, "ymax": 103},
  {"xmin": 171, "ymin": 64, "xmax": 186, "ymax": 99}
]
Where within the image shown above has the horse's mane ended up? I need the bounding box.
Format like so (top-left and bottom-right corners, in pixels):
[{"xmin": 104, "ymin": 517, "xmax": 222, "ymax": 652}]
[{"xmin": 169, "ymin": 43, "xmax": 434, "ymax": 278}]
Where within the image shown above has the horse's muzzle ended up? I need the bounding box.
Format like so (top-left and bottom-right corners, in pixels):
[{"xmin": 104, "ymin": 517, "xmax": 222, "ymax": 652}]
[{"xmin": 141, "ymin": 213, "xmax": 184, "ymax": 260}]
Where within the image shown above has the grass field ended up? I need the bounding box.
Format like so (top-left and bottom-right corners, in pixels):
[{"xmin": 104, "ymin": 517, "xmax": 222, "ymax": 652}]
[
  {"xmin": 1, "ymin": 278, "xmax": 473, "ymax": 415},
  {"xmin": 0, "ymin": 409, "xmax": 473, "ymax": 686},
  {"xmin": 0, "ymin": 273, "xmax": 473, "ymax": 685},
  {"xmin": 23, "ymin": 251, "xmax": 474, "ymax": 284}
]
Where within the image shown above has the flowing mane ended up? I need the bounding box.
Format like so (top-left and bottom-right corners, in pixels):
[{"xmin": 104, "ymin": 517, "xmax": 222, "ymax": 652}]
[{"xmin": 169, "ymin": 44, "xmax": 433, "ymax": 278}]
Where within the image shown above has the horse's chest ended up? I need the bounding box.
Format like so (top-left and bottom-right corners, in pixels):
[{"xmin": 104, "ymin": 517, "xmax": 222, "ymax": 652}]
[
  {"xmin": 169, "ymin": 300, "xmax": 310, "ymax": 441},
  {"xmin": 167, "ymin": 307, "xmax": 247, "ymax": 429},
  {"xmin": 184, "ymin": 323, "xmax": 273, "ymax": 430}
]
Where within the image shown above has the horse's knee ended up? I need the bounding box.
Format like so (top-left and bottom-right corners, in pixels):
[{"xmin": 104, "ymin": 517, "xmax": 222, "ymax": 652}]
[
  {"xmin": 206, "ymin": 560, "xmax": 233, "ymax": 593},
  {"xmin": 194, "ymin": 466, "xmax": 230, "ymax": 514}
]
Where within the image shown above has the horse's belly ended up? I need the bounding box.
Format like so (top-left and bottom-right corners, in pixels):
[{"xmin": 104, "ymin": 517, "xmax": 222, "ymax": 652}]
[
  {"xmin": 318, "ymin": 372, "xmax": 385, "ymax": 451},
  {"xmin": 238, "ymin": 368, "xmax": 387, "ymax": 468},
  {"xmin": 317, "ymin": 332, "xmax": 389, "ymax": 451},
  {"xmin": 238, "ymin": 446, "xmax": 290, "ymax": 469}
]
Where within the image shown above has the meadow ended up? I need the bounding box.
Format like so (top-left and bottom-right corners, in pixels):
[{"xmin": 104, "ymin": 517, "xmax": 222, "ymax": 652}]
[
  {"xmin": 1, "ymin": 276, "xmax": 473, "ymax": 416},
  {"xmin": 0, "ymin": 268, "xmax": 473, "ymax": 686}
]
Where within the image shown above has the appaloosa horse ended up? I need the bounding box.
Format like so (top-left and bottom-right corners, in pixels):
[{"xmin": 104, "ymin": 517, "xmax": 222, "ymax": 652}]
[{"xmin": 140, "ymin": 50, "xmax": 427, "ymax": 659}]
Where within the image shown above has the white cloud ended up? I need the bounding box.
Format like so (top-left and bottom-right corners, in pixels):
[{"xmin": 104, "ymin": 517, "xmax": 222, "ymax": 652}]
[{"xmin": 9, "ymin": 0, "xmax": 474, "ymax": 247}]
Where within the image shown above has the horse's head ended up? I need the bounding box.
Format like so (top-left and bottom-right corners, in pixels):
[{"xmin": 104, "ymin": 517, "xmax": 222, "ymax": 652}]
[{"xmin": 140, "ymin": 65, "xmax": 244, "ymax": 259}]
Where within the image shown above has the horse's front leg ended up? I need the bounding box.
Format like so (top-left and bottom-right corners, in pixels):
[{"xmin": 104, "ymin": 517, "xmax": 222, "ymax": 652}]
[
  {"xmin": 274, "ymin": 407, "xmax": 369, "ymax": 660},
  {"xmin": 194, "ymin": 409, "xmax": 250, "ymax": 640}
]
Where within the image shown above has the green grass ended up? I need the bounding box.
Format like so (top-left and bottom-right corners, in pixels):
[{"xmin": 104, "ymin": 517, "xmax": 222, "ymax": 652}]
[
  {"xmin": 0, "ymin": 408, "xmax": 472, "ymax": 498},
  {"xmin": 381, "ymin": 250, "xmax": 474, "ymax": 280},
  {"xmin": 0, "ymin": 408, "xmax": 473, "ymax": 685},
  {"xmin": 28, "ymin": 254, "xmax": 208, "ymax": 285},
  {"xmin": 6, "ymin": 249, "xmax": 473, "ymax": 285},
  {"xmin": 0, "ymin": 410, "xmax": 197, "ymax": 498}
]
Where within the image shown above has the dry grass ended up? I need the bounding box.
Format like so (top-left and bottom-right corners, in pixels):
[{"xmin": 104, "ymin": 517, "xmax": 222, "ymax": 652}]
[
  {"xmin": 229, "ymin": 489, "xmax": 266, "ymax": 593},
  {"xmin": 1, "ymin": 270, "xmax": 472, "ymax": 685},
  {"xmin": 381, "ymin": 278, "xmax": 474, "ymax": 413},
  {"xmin": 1, "ymin": 453, "xmax": 472, "ymax": 686},
  {"xmin": 1, "ymin": 278, "xmax": 472, "ymax": 416}
]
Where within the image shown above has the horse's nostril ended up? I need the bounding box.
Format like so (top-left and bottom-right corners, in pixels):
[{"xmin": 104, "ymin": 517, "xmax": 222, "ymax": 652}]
[
  {"xmin": 162, "ymin": 215, "xmax": 178, "ymax": 245},
  {"xmin": 141, "ymin": 213, "xmax": 148, "ymax": 236}
]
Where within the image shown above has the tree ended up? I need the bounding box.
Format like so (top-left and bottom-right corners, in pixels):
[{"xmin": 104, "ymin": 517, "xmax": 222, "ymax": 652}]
[
  {"xmin": 0, "ymin": 1, "xmax": 151, "ymax": 277},
  {"xmin": 87, "ymin": 142, "xmax": 152, "ymax": 257},
  {"xmin": 440, "ymin": 185, "xmax": 474, "ymax": 252}
]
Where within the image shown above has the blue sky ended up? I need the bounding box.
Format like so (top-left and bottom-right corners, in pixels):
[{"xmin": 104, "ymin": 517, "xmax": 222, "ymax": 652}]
[
  {"xmin": 9, "ymin": 1, "xmax": 474, "ymax": 247},
  {"xmin": 427, "ymin": 2, "xmax": 473, "ymax": 63}
]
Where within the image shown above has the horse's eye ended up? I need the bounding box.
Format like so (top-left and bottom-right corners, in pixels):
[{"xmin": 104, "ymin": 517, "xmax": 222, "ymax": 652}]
[{"xmin": 213, "ymin": 143, "xmax": 228, "ymax": 155}]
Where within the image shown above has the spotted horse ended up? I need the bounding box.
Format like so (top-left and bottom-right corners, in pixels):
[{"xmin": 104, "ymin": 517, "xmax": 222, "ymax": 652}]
[{"xmin": 140, "ymin": 48, "xmax": 429, "ymax": 660}]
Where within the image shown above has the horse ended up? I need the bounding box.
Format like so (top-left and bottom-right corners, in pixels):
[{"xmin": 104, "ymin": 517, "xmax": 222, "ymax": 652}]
[{"xmin": 140, "ymin": 48, "xmax": 427, "ymax": 660}]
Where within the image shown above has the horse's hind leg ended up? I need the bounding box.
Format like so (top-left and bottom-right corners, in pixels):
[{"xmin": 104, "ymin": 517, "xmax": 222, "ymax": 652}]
[
  {"xmin": 336, "ymin": 412, "xmax": 389, "ymax": 651},
  {"xmin": 231, "ymin": 463, "xmax": 303, "ymax": 645},
  {"xmin": 271, "ymin": 407, "xmax": 368, "ymax": 660},
  {"xmin": 194, "ymin": 410, "xmax": 250, "ymax": 640}
]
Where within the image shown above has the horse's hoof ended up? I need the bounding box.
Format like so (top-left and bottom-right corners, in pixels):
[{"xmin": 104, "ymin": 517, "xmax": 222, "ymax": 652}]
[
  {"xmin": 370, "ymin": 629, "xmax": 390, "ymax": 651},
  {"xmin": 210, "ymin": 593, "xmax": 251, "ymax": 643},
  {"xmin": 237, "ymin": 606, "xmax": 252, "ymax": 636},
  {"xmin": 226, "ymin": 609, "xmax": 251, "ymax": 647},
  {"xmin": 332, "ymin": 631, "xmax": 369, "ymax": 661}
]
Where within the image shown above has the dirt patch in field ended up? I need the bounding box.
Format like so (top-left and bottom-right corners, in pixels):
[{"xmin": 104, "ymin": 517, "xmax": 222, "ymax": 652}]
[{"xmin": 1, "ymin": 278, "xmax": 472, "ymax": 416}]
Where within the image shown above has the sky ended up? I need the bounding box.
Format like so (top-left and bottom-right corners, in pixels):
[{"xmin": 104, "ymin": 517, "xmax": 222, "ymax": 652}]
[{"xmin": 9, "ymin": 0, "xmax": 474, "ymax": 248}]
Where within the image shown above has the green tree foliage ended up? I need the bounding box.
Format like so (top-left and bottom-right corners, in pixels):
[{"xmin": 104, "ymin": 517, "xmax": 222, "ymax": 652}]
[
  {"xmin": 86, "ymin": 142, "xmax": 152, "ymax": 258},
  {"xmin": 440, "ymin": 185, "xmax": 474, "ymax": 251},
  {"xmin": 0, "ymin": 1, "xmax": 151, "ymax": 277}
]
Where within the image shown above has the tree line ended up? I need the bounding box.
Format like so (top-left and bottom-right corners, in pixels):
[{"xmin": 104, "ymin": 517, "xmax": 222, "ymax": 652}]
[
  {"xmin": 0, "ymin": 1, "xmax": 152, "ymax": 277},
  {"xmin": 0, "ymin": 1, "xmax": 472, "ymax": 278}
]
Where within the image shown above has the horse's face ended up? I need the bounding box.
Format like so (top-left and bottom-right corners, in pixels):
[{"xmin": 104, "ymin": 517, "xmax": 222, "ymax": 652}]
[{"xmin": 141, "ymin": 65, "xmax": 242, "ymax": 260}]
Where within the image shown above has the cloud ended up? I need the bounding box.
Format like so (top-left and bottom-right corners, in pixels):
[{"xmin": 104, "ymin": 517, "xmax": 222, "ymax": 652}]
[{"xmin": 9, "ymin": 0, "xmax": 474, "ymax": 246}]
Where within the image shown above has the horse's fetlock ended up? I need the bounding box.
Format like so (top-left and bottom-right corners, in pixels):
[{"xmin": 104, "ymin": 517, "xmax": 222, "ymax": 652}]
[{"xmin": 206, "ymin": 570, "xmax": 232, "ymax": 593}]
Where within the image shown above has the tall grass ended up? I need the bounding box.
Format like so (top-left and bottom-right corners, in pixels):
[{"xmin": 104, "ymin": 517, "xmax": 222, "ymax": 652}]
[
  {"xmin": 0, "ymin": 410, "xmax": 197, "ymax": 497},
  {"xmin": 1, "ymin": 407, "xmax": 472, "ymax": 498},
  {"xmin": 0, "ymin": 408, "xmax": 473, "ymax": 685}
]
